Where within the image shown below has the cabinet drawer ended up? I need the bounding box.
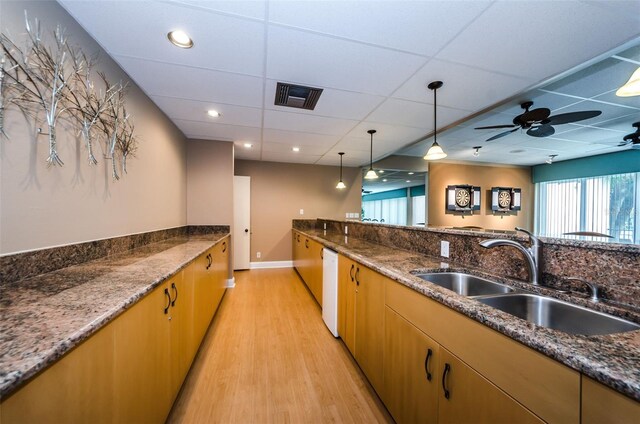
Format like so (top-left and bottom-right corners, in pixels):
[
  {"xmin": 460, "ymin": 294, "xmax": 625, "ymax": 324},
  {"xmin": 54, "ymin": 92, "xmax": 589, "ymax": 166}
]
[{"xmin": 386, "ymin": 279, "xmax": 580, "ymax": 424}]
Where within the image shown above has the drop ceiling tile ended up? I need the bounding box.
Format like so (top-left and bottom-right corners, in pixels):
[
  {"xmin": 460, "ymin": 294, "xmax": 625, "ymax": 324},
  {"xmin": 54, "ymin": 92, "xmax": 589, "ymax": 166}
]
[
  {"xmin": 592, "ymin": 89, "xmax": 640, "ymax": 110},
  {"xmin": 547, "ymin": 126, "xmax": 627, "ymax": 144},
  {"xmin": 261, "ymin": 151, "xmax": 322, "ymax": 164},
  {"xmin": 615, "ymin": 43, "xmax": 640, "ymax": 62},
  {"xmin": 436, "ymin": 1, "xmax": 640, "ymax": 81},
  {"xmin": 581, "ymin": 1, "xmax": 640, "ymax": 25},
  {"xmin": 493, "ymin": 90, "xmax": 586, "ymax": 118},
  {"xmin": 115, "ymin": 57, "xmax": 264, "ymax": 107},
  {"xmin": 150, "ymin": 96, "xmax": 262, "ymax": 127},
  {"xmin": 266, "ymin": 26, "xmax": 426, "ymax": 96},
  {"xmin": 543, "ymin": 58, "xmax": 639, "ymax": 98},
  {"xmin": 263, "ymin": 110, "xmax": 358, "ymax": 136},
  {"xmin": 550, "ymin": 100, "xmax": 638, "ymax": 128},
  {"xmin": 345, "ymin": 122, "xmax": 430, "ymax": 148},
  {"xmin": 61, "ymin": 0, "xmax": 265, "ymax": 75},
  {"xmin": 367, "ymin": 98, "xmax": 470, "ymax": 130},
  {"xmin": 167, "ymin": 0, "xmax": 267, "ymax": 20},
  {"xmin": 177, "ymin": 120, "xmax": 262, "ymax": 142},
  {"xmin": 317, "ymin": 150, "xmax": 370, "ymax": 167},
  {"xmin": 268, "ymin": 1, "xmax": 490, "ymax": 56},
  {"xmin": 261, "ymin": 141, "xmax": 328, "ymax": 156},
  {"xmin": 264, "ymin": 80, "xmax": 385, "ymax": 120},
  {"xmin": 262, "ymin": 129, "xmax": 339, "ymax": 147},
  {"xmin": 393, "ymin": 59, "xmax": 533, "ymax": 112}
]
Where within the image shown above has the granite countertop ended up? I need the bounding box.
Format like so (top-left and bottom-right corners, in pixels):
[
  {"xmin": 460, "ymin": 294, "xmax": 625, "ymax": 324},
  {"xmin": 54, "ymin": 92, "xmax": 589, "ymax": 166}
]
[
  {"xmin": 294, "ymin": 229, "xmax": 640, "ymax": 401},
  {"xmin": 0, "ymin": 232, "xmax": 229, "ymax": 399}
]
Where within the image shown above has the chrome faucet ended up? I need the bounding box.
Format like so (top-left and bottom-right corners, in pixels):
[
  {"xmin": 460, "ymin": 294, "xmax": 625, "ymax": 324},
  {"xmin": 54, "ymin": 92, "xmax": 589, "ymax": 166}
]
[
  {"xmin": 479, "ymin": 227, "xmax": 542, "ymax": 285},
  {"xmin": 566, "ymin": 277, "xmax": 602, "ymax": 302}
]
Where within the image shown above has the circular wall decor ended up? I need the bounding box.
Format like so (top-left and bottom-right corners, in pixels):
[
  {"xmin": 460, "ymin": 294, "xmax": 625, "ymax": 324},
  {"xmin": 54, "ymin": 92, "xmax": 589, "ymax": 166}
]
[
  {"xmin": 455, "ymin": 188, "xmax": 471, "ymax": 207},
  {"xmin": 498, "ymin": 190, "xmax": 511, "ymax": 208}
]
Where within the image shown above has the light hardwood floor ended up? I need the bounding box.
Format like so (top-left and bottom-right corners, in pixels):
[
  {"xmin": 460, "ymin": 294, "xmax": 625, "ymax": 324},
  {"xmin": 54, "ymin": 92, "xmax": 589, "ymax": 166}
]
[{"xmin": 168, "ymin": 268, "xmax": 393, "ymax": 424}]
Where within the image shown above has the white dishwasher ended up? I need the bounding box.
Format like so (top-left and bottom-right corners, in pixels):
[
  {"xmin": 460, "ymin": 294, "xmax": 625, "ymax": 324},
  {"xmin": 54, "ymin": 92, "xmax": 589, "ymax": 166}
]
[{"xmin": 322, "ymin": 248, "xmax": 339, "ymax": 337}]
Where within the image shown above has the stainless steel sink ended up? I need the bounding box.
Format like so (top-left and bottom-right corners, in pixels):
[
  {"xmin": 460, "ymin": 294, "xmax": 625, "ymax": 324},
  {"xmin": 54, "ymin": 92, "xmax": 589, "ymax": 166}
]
[
  {"xmin": 477, "ymin": 294, "xmax": 640, "ymax": 335},
  {"xmin": 415, "ymin": 272, "xmax": 515, "ymax": 297}
]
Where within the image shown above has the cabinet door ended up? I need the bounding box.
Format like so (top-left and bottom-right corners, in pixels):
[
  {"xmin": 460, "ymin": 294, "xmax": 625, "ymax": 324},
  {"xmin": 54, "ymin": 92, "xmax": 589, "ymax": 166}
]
[
  {"xmin": 309, "ymin": 239, "xmax": 323, "ymax": 306},
  {"xmin": 113, "ymin": 283, "xmax": 172, "ymax": 424},
  {"xmin": 212, "ymin": 238, "xmax": 229, "ymax": 312},
  {"xmin": 337, "ymin": 255, "xmax": 356, "ymax": 355},
  {"xmin": 383, "ymin": 306, "xmax": 439, "ymax": 424},
  {"xmin": 582, "ymin": 376, "xmax": 640, "ymax": 424},
  {"xmin": 355, "ymin": 265, "xmax": 385, "ymax": 393},
  {"xmin": 168, "ymin": 270, "xmax": 194, "ymax": 400},
  {"xmin": 437, "ymin": 348, "xmax": 543, "ymax": 424},
  {"xmin": 0, "ymin": 324, "xmax": 115, "ymax": 424}
]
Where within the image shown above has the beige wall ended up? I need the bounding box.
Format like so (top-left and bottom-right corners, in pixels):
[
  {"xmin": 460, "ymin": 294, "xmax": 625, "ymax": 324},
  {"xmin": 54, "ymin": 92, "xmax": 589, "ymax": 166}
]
[
  {"xmin": 0, "ymin": 1, "xmax": 187, "ymax": 254},
  {"xmin": 234, "ymin": 160, "xmax": 362, "ymax": 262},
  {"xmin": 428, "ymin": 162, "xmax": 534, "ymax": 231},
  {"xmin": 186, "ymin": 140, "xmax": 234, "ymax": 226}
]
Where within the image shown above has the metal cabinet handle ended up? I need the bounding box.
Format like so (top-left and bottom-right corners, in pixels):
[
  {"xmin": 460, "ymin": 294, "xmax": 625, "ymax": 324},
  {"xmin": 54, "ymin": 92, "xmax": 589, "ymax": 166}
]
[
  {"xmin": 222, "ymin": 241, "xmax": 227, "ymax": 253},
  {"xmin": 355, "ymin": 268, "xmax": 360, "ymax": 286},
  {"xmin": 171, "ymin": 282, "xmax": 178, "ymax": 307},
  {"xmin": 442, "ymin": 363, "xmax": 451, "ymax": 399},
  {"xmin": 320, "ymin": 249, "xmax": 323, "ymax": 259},
  {"xmin": 164, "ymin": 288, "xmax": 171, "ymax": 314},
  {"xmin": 350, "ymin": 264, "xmax": 355, "ymax": 281},
  {"xmin": 305, "ymin": 239, "xmax": 309, "ymax": 248},
  {"xmin": 424, "ymin": 348, "xmax": 433, "ymax": 381},
  {"xmin": 205, "ymin": 254, "xmax": 210, "ymax": 269},
  {"xmin": 297, "ymin": 234, "xmax": 300, "ymax": 242}
]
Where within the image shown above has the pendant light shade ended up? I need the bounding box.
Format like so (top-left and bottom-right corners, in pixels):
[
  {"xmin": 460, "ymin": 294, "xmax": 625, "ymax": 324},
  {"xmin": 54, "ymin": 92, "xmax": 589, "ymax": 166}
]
[
  {"xmin": 365, "ymin": 130, "xmax": 378, "ymax": 180},
  {"xmin": 424, "ymin": 81, "xmax": 447, "ymax": 161},
  {"xmin": 336, "ymin": 152, "xmax": 347, "ymax": 189},
  {"xmin": 616, "ymin": 67, "xmax": 640, "ymax": 97}
]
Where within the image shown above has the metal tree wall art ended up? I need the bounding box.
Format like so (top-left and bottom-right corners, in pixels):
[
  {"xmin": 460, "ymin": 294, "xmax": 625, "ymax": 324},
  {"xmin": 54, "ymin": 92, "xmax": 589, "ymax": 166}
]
[{"xmin": 0, "ymin": 12, "xmax": 138, "ymax": 178}]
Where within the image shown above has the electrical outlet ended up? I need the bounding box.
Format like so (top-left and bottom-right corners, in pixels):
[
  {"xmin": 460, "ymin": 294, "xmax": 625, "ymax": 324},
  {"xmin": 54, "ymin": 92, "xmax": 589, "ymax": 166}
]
[
  {"xmin": 256, "ymin": 252, "xmax": 261, "ymax": 259},
  {"xmin": 299, "ymin": 209, "xmax": 304, "ymax": 215},
  {"xmin": 441, "ymin": 241, "xmax": 450, "ymax": 258}
]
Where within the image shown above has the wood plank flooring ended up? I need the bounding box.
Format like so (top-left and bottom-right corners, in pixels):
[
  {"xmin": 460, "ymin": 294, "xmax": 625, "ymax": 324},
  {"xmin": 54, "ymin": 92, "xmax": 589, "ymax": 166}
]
[{"xmin": 168, "ymin": 268, "xmax": 393, "ymax": 424}]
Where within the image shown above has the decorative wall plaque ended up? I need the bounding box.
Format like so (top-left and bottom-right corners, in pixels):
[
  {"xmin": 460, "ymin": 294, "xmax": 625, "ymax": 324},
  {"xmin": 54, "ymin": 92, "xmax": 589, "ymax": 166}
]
[
  {"xmin": 491, "ymin": 187, "xmax": 522, "ymax": 212},
  {"xmin": 446, "ymin": 185, "xmax": 481, "ymax": 212}
]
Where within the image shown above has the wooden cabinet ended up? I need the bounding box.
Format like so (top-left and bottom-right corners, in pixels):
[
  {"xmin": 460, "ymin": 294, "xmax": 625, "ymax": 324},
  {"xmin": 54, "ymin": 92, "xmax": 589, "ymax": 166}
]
[
  {"xmin": 582, "ymin": 376, "xmax": 640, "ymax": 424},
  {"xmin": 383, "ymin": 306, "xmax": 439, "ymax": 424},
  {"xmin": 437, "ymin": 347, "xmax": 542, "ymax": 424},
  {"xmin": 0, "ymin": 323, "xmax": 115, "ymax": 424},
  {"xmin": 354, "ymin": 265, "xmax": 384, "ymax": 393},
  {"xmin": 113, "ymin": 279, "xmax": 173, "ymax": 424},
  {"xmin": 338, "ymin": 254, "xmax": 357, "ymax": 355},
  {"xmin": 292, "ymin": 231, "xmax": 323, "ymax": 306},
  {"xmin": 385, "ymin": 278, "xmax": 580, "ymax": 424},
  {"xmin": 336, "ymin": 254, "xmax": 384, "ymax": 394},
  {"xmin": 1, "ymin": 237, "xmax": 230, "ymax": 424}
]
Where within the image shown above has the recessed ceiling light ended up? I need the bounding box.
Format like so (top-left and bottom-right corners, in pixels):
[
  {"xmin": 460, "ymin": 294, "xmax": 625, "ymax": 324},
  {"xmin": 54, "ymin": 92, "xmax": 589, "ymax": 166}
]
[
  {"xmin": 408, "ymin": 172, "xmax": 414, "ymax": 175},
  {"xmin": 382, "ymin": 179, "xmax": 388, "ymax": 182},
  {"xmin": 379, "ymin": 170, "xmax": 384, "ymax": 173},
  {"xmin": 292, "ymin": 147, "xmax": 300, "ymax": 152},
  {"xmin": 406, "ymin": 180, "xmax": 411, "ymax": 183},
  {"xmin": 243, "ymin": 143, "xmax": 253, "ymax": 149},
  {"xmin": 167, "ymin": 30, "xmax": 193, "ymax": 48},
  {"xmin": 207, "ymin": 110, "xmax": 221, "ymax": 118}
]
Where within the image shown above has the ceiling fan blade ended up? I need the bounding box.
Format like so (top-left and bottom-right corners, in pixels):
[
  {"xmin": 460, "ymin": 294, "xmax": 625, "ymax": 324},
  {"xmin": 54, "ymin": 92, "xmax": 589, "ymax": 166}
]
[
  {"xmin": 486, "ymin": 128, "xmax": 518, "ymax": 141},
  {"xmin": 546, "ymin": 110, "xmax": 602, "ymax": 125},
  {"xmin": 520, "ymin": 107, "xmax": 551, "ymax": 123},
  {"xmin": 618, "ymin": 141, "xmax": 630, "ymax": 146},
  {"xmin": 475, "ymin": 124, "xmax": 518, "ymax": 130},
  {"xmin": 527, "ymin": 124, "xmax": 555, "ymax": 138}
]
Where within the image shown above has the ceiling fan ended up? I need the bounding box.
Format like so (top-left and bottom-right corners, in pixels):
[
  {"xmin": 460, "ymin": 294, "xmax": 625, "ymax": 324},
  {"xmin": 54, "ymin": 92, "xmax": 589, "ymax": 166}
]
[
  {"xmin": 619, "ymin": 122, "xmax": 640, "ymax": 149},
  {"xmin": 475, "ymin": 101, "xmax": 602, "ymax": 141}
]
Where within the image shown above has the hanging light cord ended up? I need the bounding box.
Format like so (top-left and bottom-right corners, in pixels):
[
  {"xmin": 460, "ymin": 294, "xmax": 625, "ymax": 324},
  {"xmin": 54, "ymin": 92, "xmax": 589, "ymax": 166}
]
[
  {"xmin": 433, "ymin": 86, "xmax": 437, "ymax": 143},
  {"xmin": 340, "ymin": 154, "xmax": 343, "ymax": 180},
  {"xmin": 369, "ymin": 132, "xmax": 373, "ymax": 169}
]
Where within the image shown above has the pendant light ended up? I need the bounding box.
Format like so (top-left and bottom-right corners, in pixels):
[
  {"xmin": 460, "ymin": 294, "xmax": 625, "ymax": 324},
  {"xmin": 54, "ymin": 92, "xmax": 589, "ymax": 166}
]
[
  {"xmin": 336, "ymin": 152, "xmax": 347, "ymax": 189},
  {"xmin": 616, "ymin": 67, "xmax": 640, "ymax": 97},
  {"xmin": 424, "ymin": 81, "xmax": 447, "ymax": 161},
  {"xmin": 364, "ymin": 130, "xmax": 378, "ymax": 180}
]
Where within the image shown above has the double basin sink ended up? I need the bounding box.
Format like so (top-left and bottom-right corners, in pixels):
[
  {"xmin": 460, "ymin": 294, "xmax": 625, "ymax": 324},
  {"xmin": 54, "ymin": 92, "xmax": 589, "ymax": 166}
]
[{"xmin": 414, "ymin": 272, "xmax": 640, "ymax": 336}]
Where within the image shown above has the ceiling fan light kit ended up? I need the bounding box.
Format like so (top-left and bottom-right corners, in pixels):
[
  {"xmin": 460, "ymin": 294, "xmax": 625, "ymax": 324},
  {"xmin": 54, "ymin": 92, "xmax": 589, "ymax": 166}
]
[
  {"xmin": 616, "ymin": 67, "xmax": 640, "ymax": 97},
  {"xmin": 619, "ymin": 122, "xmax": 640, "ymax": 149},
  {"xmin": 424, "ymin": 81, "xmax": 447, "ymax": 161}
]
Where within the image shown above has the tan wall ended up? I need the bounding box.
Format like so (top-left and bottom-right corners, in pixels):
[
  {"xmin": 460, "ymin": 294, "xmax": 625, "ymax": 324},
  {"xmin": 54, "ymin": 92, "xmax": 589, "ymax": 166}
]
[
  {"xmin": 0, "ymin": 1, "xmax": 187, "ymax": 254},
  {"xmin": 186, "ymin": 140, "xmax": 234, "ymax": 226},
  {"xmin": 428, "ymin": 162, "xmax": 534, "ymax": 231},
  {"xmin": 234, "ymin": 160, "xmax": 362, "ymax": 262}
]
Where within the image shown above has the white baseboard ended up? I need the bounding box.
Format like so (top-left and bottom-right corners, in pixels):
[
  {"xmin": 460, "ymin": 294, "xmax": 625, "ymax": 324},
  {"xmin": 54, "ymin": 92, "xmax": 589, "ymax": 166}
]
[
  {"xmin": 225, "ymin": 277, "xmax": 236, "ymax": 288},
  {"xmin": 250, "ymin": 260, "xmax": 293, "ymax": 269}
]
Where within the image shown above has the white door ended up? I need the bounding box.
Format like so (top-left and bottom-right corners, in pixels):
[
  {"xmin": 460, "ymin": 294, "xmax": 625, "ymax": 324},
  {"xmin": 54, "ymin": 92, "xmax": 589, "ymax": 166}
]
[{"xmin": 234, "ymin": 176, "xmax": 251, "ymax": 270}]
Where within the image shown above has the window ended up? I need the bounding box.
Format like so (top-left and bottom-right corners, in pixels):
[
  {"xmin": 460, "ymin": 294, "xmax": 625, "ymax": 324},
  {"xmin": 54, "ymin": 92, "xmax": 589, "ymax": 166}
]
[
  {"xmin": 362, "ymin": 197, "xmax": 407, "ymax": 225},
  {"xmin": 535, "ymin": 172, "xmax": 638, "ymax": 243},
  {"xmin": 411, "ymin": 195, "xmax": 426, "ymax": 226}
]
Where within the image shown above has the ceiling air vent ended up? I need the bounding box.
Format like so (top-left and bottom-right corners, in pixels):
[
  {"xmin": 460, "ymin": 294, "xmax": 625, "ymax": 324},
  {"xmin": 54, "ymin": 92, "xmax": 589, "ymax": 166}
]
[{"xmin": 274, "ymin": 82, "xmax": 323, "ymax": 110}]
